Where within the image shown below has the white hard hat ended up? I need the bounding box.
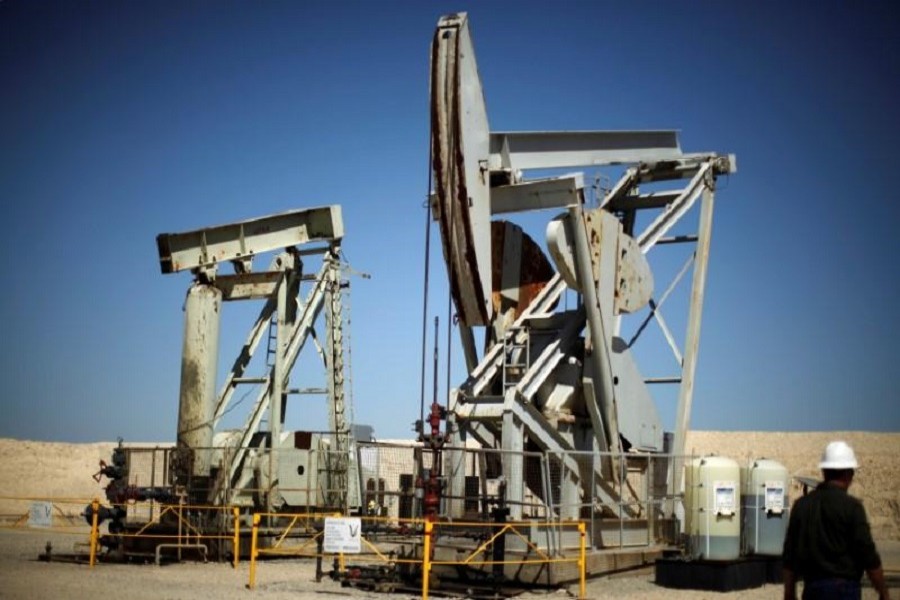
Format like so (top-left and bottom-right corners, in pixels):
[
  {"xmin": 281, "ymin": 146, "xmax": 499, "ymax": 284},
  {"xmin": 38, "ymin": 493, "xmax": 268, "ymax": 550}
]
[{"xmin": 819, "ymin": 441, "xmax": 859, "ymax": 470}]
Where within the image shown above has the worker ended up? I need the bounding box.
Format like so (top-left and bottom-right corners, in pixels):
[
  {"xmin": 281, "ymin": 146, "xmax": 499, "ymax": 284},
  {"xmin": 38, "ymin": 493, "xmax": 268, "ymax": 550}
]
[{"xmin": 782, "ymin": 441, "xmax": 890, "ymax": 600}]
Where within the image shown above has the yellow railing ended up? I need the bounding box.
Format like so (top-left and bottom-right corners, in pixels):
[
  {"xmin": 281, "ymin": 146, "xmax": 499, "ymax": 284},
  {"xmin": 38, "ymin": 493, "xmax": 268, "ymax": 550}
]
[
  {"xmin": 422, "ymin": 519, "xmax": 586, "ymax": 600},
  {"xmin": 92, "ymin": 501, "xmax": 240, "ymax": 567},
  {"xmin": 0, "ymin": 494, "xmax": 98, "ymax": 565},
  {"xmin": 247, "ymin": 511, "xmax": 342, "ymax": 588},
  {"xmin": 1, "ymin": 494, "xmax": 585, "ymax": 598},
  {"xmin": 248, "ymin": 512, "xmax": 417, "ymax": 588},
  {"xmin": 0, "ymin": 494, "xmax": 94, "ymax": 531},
  {"xmin": 247, "ymin": 513, "xmax": 586, "ymax": 600}
]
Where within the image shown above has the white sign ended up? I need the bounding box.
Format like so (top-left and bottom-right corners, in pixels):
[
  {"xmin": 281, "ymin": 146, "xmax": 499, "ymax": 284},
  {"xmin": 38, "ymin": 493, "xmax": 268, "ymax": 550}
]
[
  {"xmin": 764, "ymin": 481, "xmax": 785, "ymax": 514},
  {"xmin": 323, "ymin": 517, "xmax": 361, "ymax": 554},
  {"xmin": 29, "ymin": 501, "xmax": 53, "ymax": 528},
  {"xmin": 713, "ymin": 481, "xmax": 736, "ymax": 516}
]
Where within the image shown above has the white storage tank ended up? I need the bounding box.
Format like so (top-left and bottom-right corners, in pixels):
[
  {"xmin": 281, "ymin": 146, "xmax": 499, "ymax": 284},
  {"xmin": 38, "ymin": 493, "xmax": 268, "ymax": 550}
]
[
  {"xmin": 684, "ymin": 456, "xmax": 741, "ymax": 560},
  {"xmin": 741, "ymin": 458, "xmax": 789, "ymax": 556}
]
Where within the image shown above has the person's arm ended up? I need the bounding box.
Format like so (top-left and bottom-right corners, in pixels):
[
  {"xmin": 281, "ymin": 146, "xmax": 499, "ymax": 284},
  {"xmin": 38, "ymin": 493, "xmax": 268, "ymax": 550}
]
[
  {"xmin": 783, "ymin": 566, "xmax": 798, "ymax": 600},
  {"xmin": 851, "ymin": 502, "xmax": 887, "ymax": 598},
  {"xmin": 866, "ymin": 565, "xmax": 890, "ymax": 600}
]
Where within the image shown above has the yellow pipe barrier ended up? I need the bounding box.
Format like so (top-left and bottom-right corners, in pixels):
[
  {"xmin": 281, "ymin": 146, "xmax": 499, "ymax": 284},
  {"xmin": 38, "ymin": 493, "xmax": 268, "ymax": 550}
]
[
  {"xmin": 232, "ymin": 507, "xmax": 240, "ymax": 568},
  {"xmin": 422, "ymin": 520, "xmax": 432, "ymax": 600},
  {"xmin": 462, "ymin": 524, "xmax": 510, "ymax": 564},
  {"xmin": 248, "ymin": 513, "xmax": 260, "ymax": 589},
  {"xmin": 89, "ymin": 498, "xmax": 99, "ymax": 568},
  {"xmin": 578, "ymin": 521, "xmax": 586, "ymax": 600},
  {"xmin": 240, "ymin": 512, "xmax": 585, "ymax": 596}
]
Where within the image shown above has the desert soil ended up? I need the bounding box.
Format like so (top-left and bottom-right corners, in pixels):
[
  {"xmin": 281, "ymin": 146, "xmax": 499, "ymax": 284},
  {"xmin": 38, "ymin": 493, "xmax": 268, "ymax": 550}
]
[{"xmin": 0, "ymin": 431, "xmax": 897, "ymax": 599}]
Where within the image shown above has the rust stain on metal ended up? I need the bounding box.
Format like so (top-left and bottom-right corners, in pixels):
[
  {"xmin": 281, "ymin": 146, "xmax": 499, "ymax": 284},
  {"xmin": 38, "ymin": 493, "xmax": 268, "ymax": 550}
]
[
  {"xmin": 430, "ymin": 21, "xmax": 488, "ymax": 326},
  {"xmin": 490, "ymin": 221, "xmax": 555, "ymax": 320}
]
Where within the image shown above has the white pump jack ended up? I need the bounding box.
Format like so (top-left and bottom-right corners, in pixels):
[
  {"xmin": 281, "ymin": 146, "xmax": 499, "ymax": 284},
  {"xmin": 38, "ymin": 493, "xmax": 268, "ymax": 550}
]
[{"xmin": 429, "ymin": 13, "xmax": 736, "ymax": 528}]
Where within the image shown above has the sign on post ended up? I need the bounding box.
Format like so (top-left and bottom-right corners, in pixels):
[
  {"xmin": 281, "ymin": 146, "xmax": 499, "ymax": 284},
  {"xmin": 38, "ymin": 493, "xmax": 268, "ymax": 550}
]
[
  {"xmin": 323, "ymin": 517, "xmax": 361, "ymax": 554},
  {"xmin": 29, "ymin": 501, "xmax": 53, "ymax": 528}
]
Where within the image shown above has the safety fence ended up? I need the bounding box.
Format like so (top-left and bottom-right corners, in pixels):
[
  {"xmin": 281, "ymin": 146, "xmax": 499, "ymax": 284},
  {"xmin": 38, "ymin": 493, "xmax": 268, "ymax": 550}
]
[
  {"xmin": 2, "ymin": 493, "xmax": 585, "ymax": 598},
  {"xmin": 424, "ymin": 519, "xmax": 586, "ymax": 600},
  {"xmin": 247, "ymin": 513, "xmax": 423, "ymax": 588},
  {"xmin": 0, "ymin": 495, "xmax": 241, "ymax": 568},
  {"xmin": 0, "ymin": 495, "xmax": 96, "ymax": 562},
  {"xmin": 111, "ymin": 441, "xmax": 690, "ymax": 554},
  {"xmin": 118, "ymin": 443, "xmax": 360, "ymax": 514},
  {"xmin": 246, "ymin": 512, "xmax": 586, "ymax": 600},
  {"xmin": 0, "ymin": 495, "xmax": 91, "ymax": 530},
  {"xmin": 357, "ymin": 442, "xmax": 687, "ymax": 550},
  {"xmin": 92, "ymin": 500, "xmax": 240, "ymax": 566}
]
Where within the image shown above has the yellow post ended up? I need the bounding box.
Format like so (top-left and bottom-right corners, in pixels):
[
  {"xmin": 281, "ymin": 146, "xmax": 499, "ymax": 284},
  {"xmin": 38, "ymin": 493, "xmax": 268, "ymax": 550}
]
[
  {"xmin": 422, "ymin": 520, "xmax": 432, "ymax": 600},
  {"xmin": 578, "ymin": 521, "xmax": 586, "ymax": 600},
  {"xmin": 89, "ymin": 498, "xmax": 100, "ymax": 568},
  {"xmin": 232, "ymin": 507, "xmax": 240, "ymax": 568},
  {"xmin": 248, "ymin": 514, "xmax": 260, "ymax": 589}
]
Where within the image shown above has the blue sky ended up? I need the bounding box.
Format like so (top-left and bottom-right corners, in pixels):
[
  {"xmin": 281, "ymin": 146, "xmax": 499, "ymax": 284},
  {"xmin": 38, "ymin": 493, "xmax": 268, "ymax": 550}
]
[{"xmin": 1, "ymin": 1, "xmax": 898, "ymax": 443}]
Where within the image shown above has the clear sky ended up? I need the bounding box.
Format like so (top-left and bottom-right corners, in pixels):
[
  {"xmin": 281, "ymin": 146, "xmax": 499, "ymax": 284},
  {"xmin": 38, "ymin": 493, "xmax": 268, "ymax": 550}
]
[{"xmin": 1, "ymin": 1, "xmax": 898, "ymax": 443}]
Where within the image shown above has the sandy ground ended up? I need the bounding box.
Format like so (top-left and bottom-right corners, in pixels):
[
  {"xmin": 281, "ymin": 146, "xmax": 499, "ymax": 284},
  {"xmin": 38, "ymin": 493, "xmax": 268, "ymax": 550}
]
[
  {"xmin": 0, "ymin": 432, "xmax": 897, "ymax": 598},
  {"xmin": 0, "ymin": 529, "xmax": 897, "ymax": 599}
]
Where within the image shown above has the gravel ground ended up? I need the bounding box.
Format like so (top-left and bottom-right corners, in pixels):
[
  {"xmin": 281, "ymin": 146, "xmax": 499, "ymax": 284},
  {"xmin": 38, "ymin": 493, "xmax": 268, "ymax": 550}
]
[{"xmin": 2, "ymin": 529, "xmax": 896, "ymax": 600}]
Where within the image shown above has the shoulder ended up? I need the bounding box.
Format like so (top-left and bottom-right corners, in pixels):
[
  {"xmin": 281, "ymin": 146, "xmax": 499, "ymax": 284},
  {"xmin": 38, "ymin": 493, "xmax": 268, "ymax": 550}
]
[
  {"xmin": 844, "ymin": 492, "xmax": 867, "ymax": 515},
  {"xmin": 789, "ymin": 492, "xmax": 813, "ymax": 519},
  {"xmin": 844, "ymin": 492, "xmax": 864, "ymax": 507},
  {"xmin": 826, "ymin": 487, "xmax": 869, "ymax": 519},
  {"xmin": 826, "ymin": 486, "xmax": 863, "ymax": 508},
  {"xmin": 793, "ymin": 491, "xmax": 816, "ymax": 508},
  {"xmin": 792, "ymin": 494, "xmax": 808, "ymax": 508}
]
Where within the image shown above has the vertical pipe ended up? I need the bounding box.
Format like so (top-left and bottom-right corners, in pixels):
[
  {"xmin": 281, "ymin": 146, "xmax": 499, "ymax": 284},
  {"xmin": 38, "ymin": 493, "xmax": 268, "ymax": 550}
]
[
  {"xmin": 89, "ymin": 498, "xmax": 99, "ymax": 568},
  {"xmin": 578, "ymin": 521, "xmax": 586, "ymax": 600},
  {"xmin": 422, "ymin": 520, "xmax": 433, "ymax": 600},
  {"xmin": 232, "ymin": 507, "xmax": 240, "ymax": 568},
  {"xmin": 178, "ymin": 283, "xmax": 222, "ymax": 480},
  {"xmin": 316, "ymin": 534, "xmax": 324, "ymax": 582},
  {"xmin": 177, "ymin": 499, "xmax": 183, "ymax": 562},
  {"xmin": 432, "ymin": 317, "xmax": 439, "ymax": 408},
  {"xmin": 249, "ymin": 513, "xmax": 259, "ymax": 589}
]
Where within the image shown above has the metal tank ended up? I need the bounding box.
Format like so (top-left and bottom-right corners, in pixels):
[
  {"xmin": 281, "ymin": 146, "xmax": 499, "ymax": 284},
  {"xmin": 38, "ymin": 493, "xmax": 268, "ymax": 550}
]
[
  {"xmin": 741, "ymin": 458, "xmax": 789, "ymax": 556},
  {"xmin": 684, "ymin": 456, "xmax": 741, "ymax": 560}
]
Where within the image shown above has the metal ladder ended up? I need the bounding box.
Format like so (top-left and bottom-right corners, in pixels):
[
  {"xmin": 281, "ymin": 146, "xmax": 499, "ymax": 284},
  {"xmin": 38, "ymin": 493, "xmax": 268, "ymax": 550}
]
[
  {"xmin": 265, "ymin": 315, "xmax": 278, "ymax": 368},
  {"xmin": 502, "ymin": 325, "xmax": 530, "ymax": 391}
]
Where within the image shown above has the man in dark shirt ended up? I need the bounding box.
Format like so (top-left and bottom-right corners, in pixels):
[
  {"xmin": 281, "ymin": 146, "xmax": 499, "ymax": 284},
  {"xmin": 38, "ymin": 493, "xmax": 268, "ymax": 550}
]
[{"xmin": 783, "ymin": 441, "xmax": 889, "ymax": 600}]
